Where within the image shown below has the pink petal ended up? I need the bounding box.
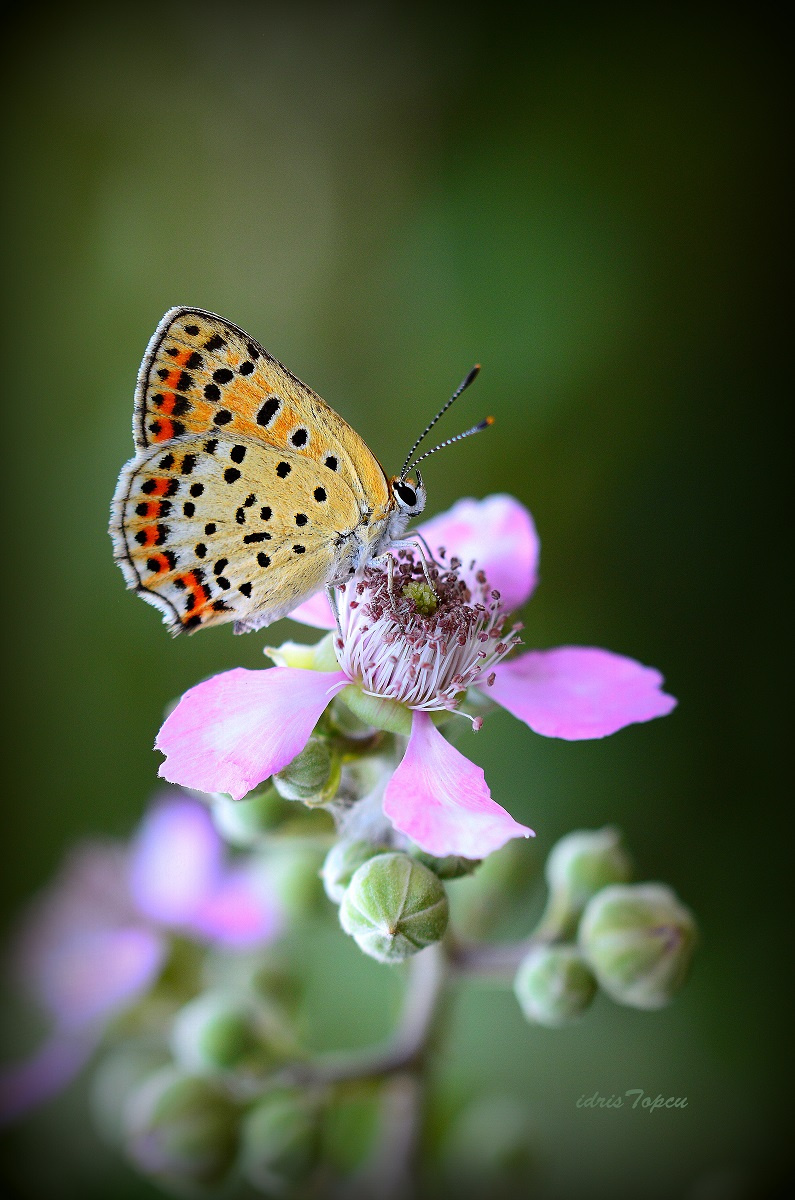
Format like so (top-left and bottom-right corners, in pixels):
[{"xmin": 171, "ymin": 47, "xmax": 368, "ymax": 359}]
[
  {"xmin": 287, "ymin": 591, "xmax": 336, "ymax": 629},
  {"xmin": 383, "ymin": 711, "xmax": 533, "ymax": 858},
  {"xmin": 417, "ymin": 494, "xmax": 540, "ymax": 611},
  {"xmin": 13, "ymin": 843, "xmax": 134, "ymax": 998},
  {"xmin": 0, "ymin": 1032, "xmax": 97, "ymax": 1126},
  {"xmin": 490, "ymin": 647, "xmax": 677, "ymax": 740},
  {"xmin": 156, "ymin": 667, "xmax": 347, "ymax": 801},
  {"xmin": 130, "ymin": 797, "xmax": 222, "ymax": 926},
  {"xmin": 37, "ymin": 927, "xmax": 165, "ymax": 1031},
  {"xmin": 190, "ymin": 866, "xmax": 281, "ymax": 948}
]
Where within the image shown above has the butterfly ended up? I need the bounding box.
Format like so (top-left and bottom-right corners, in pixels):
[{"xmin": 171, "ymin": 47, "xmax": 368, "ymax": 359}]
[{"xmin": 110, "ymin": 308, "xmax": 486, "ymax": 636}]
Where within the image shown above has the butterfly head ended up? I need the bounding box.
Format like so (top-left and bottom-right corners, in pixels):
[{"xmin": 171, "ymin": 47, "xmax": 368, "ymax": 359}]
[{"xmin": 389, "ymin": 470, "xmax": 426, "ymax": 519}]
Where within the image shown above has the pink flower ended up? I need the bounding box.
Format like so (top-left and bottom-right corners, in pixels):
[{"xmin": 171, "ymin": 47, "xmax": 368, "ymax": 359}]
[
  {"xmin": 0, "ymin": 793, "xmax": 279, "ymax": 1124},
  {"xmin": 156, "ymin": 496, "xmax": 676, "ymax": 861}
]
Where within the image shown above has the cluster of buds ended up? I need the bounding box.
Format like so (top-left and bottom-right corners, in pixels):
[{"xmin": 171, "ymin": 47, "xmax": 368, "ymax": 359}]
[
  {"xmin": 512, "ymin": 828, "xmax": 697, "ymax": 1026},
  {"xmin": 0, "ymin": 496, "xmax": 694, "ymax": 1197}
]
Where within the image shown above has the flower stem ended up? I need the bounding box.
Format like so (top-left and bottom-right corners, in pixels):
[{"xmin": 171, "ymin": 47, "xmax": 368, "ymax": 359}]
[{"xmin": 268, "ymin": 942, "xmax": 448, "ymax": 1091}]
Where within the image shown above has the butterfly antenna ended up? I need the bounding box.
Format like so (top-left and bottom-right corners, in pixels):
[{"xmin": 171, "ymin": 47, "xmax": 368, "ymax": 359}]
[
  {"xmin": 409, "ymin": 416, "xmax": 494, "ymax": 470},
  {"xmin": 401, "ymin": 364, "xmax": 481, "ymax": 478}
]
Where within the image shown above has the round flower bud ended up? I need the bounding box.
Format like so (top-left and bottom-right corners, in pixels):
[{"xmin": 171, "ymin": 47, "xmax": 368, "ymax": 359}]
[
  {"xmin": 170, "ymin": 992, "xmax": 278, "ymax": 1079},
  {"xmin": 124, "ymin": 1066, "xmax": 239, "ymax": 1191},
  {"xmin": 240, "ymin": 1088, "xmax": 319, "ymax": 1193},
  {"xmin": 579, "ymin": 883, "xmax": 697, "ymax": 1010},
  {"xmin": 540, "ymin": 827, "xmax": 633, "ymax": 939},
  {"xmin": 211, "ymin": 784, "xmax": 288, "ymax": 846},
  {"xmin": 273, "ymin": 737, "xmax": 339, "ymax": 804},
  {"xmin": 412, "ymin": 849, "xmax": 481, "ymax": 879},
  {"xmin": 513, "ymin": 945, "xmax": 597, "ymax": 1027},
  {"xmin": 321, "ymin": 839, "xmax": 389, "ymax": 904},
  {"xmin": 339, "ymin": 852, "xmax": 449, "ymax": 963},
  {"xmin": 90, "ymin": 1044, "xmax": 170, "ymax": 1147}
]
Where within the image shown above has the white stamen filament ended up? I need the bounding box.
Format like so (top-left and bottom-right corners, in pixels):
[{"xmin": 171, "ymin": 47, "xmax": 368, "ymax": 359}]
[{"xmin": 334, "ymin": 552, "xmax": 520, "ymax": 715}]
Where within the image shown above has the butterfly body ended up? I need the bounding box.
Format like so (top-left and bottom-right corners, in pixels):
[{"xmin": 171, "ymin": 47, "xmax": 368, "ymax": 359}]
[{"xmin": 110, "ymin": 309, "xmax": 424, "ymax": 635}]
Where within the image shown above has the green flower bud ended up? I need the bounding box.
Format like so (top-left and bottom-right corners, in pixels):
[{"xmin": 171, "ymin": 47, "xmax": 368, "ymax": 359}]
[
  {"xmin": 321, "ymin": 839, "xmax": 390, "ymax": 904},
  {"xmin": 171, "ymin": 992, "xmax": 279, "ymax": 1079},
  {"xmin": 412, "ymin": 849, "xmax": 481, "ymax": 879},
  {"xmin": 339, "ymin": 852, "xmax": 449, "ymax": 963},
  {"xmin": 513, "ymin": 945, "xmax": 597, "ymax": 1027},
  {"xmin": 579, "ymin": 883, "xmax": 697, "ymax": 1010},
  {"xmin": 273, "ymin": 737, "xmax": 340, "ymax": 804},
  {"xmin": 90, "ymin": 1044, "xmax": 170, "ymax": 1147},
  {"xmin": 240, "ymin": 1088, "xmax": 319, "ymax": 1193},
  {"xmin": 539, "ymin": 827, "xmax": 633, "ymax": 940},
  {"xmin": 124, "ymin": 1066, "xmax": 239, "ymax": 1191},
  {"xmin": 211, "ymin": 784, "xmax": 288, "ymax": 846}
]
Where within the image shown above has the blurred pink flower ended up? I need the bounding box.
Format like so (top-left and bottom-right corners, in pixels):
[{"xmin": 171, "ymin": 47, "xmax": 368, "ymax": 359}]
[
  {"xmin": 0, "ymin": 793, "xmax": 279, "ymax": 1124},
  {"xmin": 157, "ymin": 496, "xmax": 676, "ymax": 859}
]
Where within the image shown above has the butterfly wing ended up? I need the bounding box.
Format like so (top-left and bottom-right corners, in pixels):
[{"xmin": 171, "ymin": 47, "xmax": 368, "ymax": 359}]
[
  {"xmin": 134, "ymin": 307, "xmax": 391, "ymax": 517},
  {"xmin": 110, "ymin": 433, "xmax": 362, "ymax": 635}
]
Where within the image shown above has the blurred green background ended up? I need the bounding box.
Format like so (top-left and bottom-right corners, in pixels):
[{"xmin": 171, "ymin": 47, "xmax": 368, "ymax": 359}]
[{"xmin": 0, "ymin": 4, "xmax": 789, "ymax": 1198}]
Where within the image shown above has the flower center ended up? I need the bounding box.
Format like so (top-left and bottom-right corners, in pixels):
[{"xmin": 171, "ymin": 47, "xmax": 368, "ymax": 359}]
[
  {"xmin": 401, "ymin": 580, "xmax": 438, "ymax": 616},
  {"xmin": 334, "ymin": 550, "xmax": 521, "ymax": 714}
]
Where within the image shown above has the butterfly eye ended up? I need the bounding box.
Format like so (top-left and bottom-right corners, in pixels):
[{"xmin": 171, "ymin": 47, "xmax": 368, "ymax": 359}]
[{"xmin": 394, "ymin": 481, "xmax": 417, "ymax": 508}]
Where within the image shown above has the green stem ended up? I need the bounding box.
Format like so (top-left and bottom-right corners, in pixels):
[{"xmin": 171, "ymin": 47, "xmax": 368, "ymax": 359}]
[{"xmin": 268, "ymin": 942, "xmax": 448, "ymax": 1091}]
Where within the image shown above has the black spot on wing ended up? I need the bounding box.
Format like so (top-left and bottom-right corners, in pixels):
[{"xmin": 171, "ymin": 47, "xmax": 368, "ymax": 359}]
[{"xmin": 257, "ymin": 396, "xmax": 281, "ymax": 427}]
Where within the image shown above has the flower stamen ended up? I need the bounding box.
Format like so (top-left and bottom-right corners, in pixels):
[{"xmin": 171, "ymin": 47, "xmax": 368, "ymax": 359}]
[{"xmin": 335, "ymin": 552, "xmax": 519, "ymax": 714}]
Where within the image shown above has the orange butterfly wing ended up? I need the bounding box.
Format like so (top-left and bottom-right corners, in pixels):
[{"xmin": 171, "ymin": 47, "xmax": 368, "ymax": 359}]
[
  {"xmin": 111, "ymin": 309, "xmax": 396, "ymax": 634},
  {"xmin": 133, "ymin": 308, "xmax": 391, "ymax": 516},
  {"xmin": 111, "ymin": 434, "xmax": 362, "ymax": 635}
]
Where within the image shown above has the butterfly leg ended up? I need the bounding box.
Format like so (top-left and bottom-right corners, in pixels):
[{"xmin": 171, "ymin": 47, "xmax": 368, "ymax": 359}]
[
  {"xmin": 326, "ymin": 584, "xmax": 343, "ymax": 638},
  {"xmin": 387, "ymin": 537, "xmax": 438, "ymax": 594},
  {"xmin": 412, "ymin": 530, "xmax": 443, "ymax": 570}
]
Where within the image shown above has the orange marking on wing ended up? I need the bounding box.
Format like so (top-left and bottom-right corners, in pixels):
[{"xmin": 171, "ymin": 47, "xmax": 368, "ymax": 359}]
[
  {"xmin": 147, "ymin": 553, "xmax": 171, "ymax": 575},
  {"xmin": 268, "ymin": 410, "xmax": 295, "ymax": 440},
  {"xmin": 138, "ymin": 500, "xmax": 160, "ymax": 520},
  {"xmin": 150, "ymin": 478, "xmax": 171, "ymax": 496},
  {"xmin": 158, "ymin": 393, "xmax": 177, "ymax": 415},
  {"xmin": 152, "ymin": 418, "xmax": 175, "ymax": 441},
  {"xmin": 178, "ymin": 572, "xmax": 212, "ymax": 624},
  {"xmin": 139, "ymin": 526, "xmax": 159, "ymax": 548}
]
